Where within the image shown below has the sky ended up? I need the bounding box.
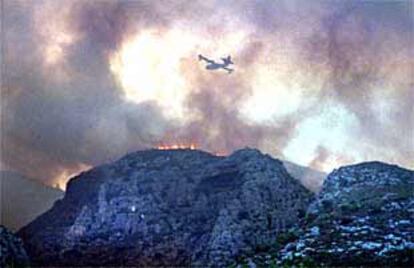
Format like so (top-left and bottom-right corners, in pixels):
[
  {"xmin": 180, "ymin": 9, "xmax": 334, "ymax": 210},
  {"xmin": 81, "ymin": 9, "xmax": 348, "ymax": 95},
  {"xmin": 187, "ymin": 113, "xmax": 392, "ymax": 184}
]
[{"xmin": 1, "ymin": 0, "xmax": 413, "ymax": 189}]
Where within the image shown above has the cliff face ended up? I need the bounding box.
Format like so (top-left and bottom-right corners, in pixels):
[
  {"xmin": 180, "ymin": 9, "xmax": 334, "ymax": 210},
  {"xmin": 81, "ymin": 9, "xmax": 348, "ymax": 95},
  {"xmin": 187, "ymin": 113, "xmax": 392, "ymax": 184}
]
[
  {"xmin": 243, "ymin": 161, "xmax": 414, "ymax": 267},
  {"xmin": 19, "ymin": 148, "xmax": 313, "ymax": 267}
]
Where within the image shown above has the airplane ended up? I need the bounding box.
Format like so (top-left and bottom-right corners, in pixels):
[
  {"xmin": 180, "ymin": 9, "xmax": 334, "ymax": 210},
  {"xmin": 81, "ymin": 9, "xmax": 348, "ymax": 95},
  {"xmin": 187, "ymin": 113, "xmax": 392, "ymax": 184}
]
[{"xmin": 198, "ymin": 54, "xmax": 234, "ymax": 74}]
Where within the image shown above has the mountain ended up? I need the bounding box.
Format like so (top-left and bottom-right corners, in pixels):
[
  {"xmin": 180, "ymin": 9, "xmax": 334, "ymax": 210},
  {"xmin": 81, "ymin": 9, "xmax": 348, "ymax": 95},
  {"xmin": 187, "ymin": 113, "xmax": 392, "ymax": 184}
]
[
  {"xmin": 239, "ymin": 161, "xmax": 414, "ymax": 267},
  {"xmin": 282, "ymin": 161, "xmax": 326, "ymax": 193},
  {"xmin": 0, "ymin": 171, "xmax": 64, "ymax": 231},
  {"xmin": 18, "ymin": 148, "xmax": 314, "ymax": 267}
]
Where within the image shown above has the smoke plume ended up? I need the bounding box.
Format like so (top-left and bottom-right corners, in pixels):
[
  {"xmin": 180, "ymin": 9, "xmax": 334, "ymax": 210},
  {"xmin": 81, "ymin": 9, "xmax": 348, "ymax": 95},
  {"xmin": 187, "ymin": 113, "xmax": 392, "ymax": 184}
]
[{"xmin": 2, "ymin": 0, "xmax": 413, "ymax": 188}]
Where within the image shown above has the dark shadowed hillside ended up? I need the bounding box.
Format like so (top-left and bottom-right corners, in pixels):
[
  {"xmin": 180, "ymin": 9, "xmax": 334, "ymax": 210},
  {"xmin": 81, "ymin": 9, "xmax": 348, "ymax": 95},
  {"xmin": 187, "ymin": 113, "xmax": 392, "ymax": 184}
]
[
  {"xmin": 0, "ymin": 225, "xmax": 30, "ymax": 267},
  {"xmin": 1, "ymin": 171, "xmax": 64, "ymax": 231}
]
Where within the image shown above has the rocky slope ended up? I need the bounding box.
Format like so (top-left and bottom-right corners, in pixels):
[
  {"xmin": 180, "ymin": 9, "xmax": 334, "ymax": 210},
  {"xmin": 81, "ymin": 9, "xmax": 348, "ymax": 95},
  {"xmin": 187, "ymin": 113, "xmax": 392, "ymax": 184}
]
[
  {"xmin": 1, "ymin": 171, "xmax": 64, "ymax": 231},
  {"xmin": 19, "ymin": 148, "xmax": 313, "ymax": 267},
  {"xmin": 240, "ymin": 161, "xmax": 414, "ymax": 267},
  {"xmin": 0, "ymin": 225, "xmax": 30, "ymax": 267}
]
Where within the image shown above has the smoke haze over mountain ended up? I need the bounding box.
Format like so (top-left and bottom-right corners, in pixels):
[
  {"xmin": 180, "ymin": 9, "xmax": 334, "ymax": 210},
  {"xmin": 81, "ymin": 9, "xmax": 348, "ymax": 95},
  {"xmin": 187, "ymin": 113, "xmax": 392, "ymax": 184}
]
[{"xmin": 2, "ymin": 0, "xmax": 413, "ymax": 187}]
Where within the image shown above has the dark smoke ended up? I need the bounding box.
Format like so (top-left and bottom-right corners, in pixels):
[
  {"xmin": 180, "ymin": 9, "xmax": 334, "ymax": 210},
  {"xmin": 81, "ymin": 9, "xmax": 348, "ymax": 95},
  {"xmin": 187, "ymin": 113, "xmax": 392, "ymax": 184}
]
[{"xmin": 302, "ymin": 1, "xmax": 413, "ymax": 166}]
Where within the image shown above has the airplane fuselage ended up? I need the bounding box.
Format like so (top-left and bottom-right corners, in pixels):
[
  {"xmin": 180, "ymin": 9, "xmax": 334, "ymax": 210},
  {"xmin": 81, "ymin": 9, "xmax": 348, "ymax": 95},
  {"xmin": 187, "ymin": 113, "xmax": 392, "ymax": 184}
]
[
  {"xmin": 198, "ymin": 54, "xmax": 234, "ymax": 74},
  {"xmin": 205, "ymin": 63, "xmax": 226, "ymax": 70}
]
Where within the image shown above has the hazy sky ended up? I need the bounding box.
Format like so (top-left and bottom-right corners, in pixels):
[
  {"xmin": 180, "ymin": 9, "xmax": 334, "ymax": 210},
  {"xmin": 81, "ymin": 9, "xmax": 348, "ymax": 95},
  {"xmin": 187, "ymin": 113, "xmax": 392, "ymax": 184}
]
[{"xmin": 2, "ymin": 0, "xmax": 413, "ymax": 188}]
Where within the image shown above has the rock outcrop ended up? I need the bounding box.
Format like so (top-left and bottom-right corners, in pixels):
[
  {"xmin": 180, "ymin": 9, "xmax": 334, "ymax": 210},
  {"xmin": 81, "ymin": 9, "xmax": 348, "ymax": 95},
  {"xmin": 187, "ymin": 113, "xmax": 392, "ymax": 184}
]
[
  {"xmin": 0, "ymin": 225, "xmax": 30, "ymax": 267},
  {"xmin": 242, "ymin": 161, "xmax": 414, "ymax": 267},
  {"xmin": 19, "ymin": 148, "xmax": 313, "ymax": 267}
]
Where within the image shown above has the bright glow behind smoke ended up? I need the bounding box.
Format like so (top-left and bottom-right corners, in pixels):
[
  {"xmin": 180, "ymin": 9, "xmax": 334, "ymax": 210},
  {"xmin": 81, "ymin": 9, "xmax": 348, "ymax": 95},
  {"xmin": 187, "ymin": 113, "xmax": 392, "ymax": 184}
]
[
  {"xmin": 53, "ymin": 164, "xmax": 92, "ymax": 191},
  {"xmin": 109, "ymin": 27, "xmax": 250, "ymax": 119},
  {"xmin": 284, "ymin": 102, "xmax": 359, "ymax": 171},
  {"xmin": 109, "ymin": 29, "xmax": 197, "ymax": 118},
  {"xmin": 241, "ymin": 64, "xmax": 304, "ymax": 123}
]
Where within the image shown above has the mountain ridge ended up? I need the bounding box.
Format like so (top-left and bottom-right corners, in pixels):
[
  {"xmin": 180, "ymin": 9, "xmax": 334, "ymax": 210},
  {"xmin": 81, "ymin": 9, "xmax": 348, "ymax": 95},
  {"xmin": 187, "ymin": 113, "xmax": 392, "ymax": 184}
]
[
  {"xmin": 13, "ymin": 148, "xmax": 413, "ymax": 267},
  {"xmin": 19, "ymin": 148, "xmax": 314, "ymax": 267}
]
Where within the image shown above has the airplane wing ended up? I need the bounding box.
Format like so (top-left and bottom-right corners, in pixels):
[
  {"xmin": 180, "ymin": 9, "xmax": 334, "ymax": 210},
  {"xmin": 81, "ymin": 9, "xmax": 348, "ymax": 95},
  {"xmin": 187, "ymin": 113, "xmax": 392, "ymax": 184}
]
[
  {"xmin": 198, "ymin": 54, "xmax": 215, "ymax": 64},
  {"xmin": 223, "ymin": 67, "xmax": 234, "ymax": 74}
]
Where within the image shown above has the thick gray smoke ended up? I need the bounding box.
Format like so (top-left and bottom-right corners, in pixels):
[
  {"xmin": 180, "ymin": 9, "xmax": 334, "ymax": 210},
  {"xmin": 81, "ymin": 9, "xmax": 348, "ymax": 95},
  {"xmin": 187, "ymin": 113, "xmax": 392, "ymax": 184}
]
[{"xmin": 1, "ymin": 0, "xmax": 413, "ymax": 187}]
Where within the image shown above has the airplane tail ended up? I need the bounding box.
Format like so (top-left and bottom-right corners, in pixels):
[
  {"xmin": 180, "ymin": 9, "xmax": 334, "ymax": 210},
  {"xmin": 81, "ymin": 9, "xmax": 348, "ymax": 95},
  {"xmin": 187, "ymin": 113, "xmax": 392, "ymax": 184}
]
[
  {"xmin": 222, "ymin": 55, "xmax": 233, "ymax": 65},
  {"xmin": 227, "ymin": 56, "xmax": 234, "ymax": 65}
]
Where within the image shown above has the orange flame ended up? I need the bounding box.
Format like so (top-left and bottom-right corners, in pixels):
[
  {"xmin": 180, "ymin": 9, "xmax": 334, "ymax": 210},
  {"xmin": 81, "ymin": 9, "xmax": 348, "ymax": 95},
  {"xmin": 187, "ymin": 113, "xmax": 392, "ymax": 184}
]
[
  {"xmin": 156, "ymin": 143, "xmax": 197, "ymax": 150},
  {"xmin": 213, "ymin": 151, "xmax": 227, "ymax": 156},
  {"xmin": 155, "ymin": 143, "xmax": 229, "ymax": 157}
]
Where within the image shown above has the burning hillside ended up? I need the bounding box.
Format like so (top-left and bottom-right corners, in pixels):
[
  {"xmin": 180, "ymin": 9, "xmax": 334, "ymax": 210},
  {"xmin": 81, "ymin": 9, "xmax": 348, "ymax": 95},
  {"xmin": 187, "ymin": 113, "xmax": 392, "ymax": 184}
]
[{"xmin": 156, "ymin": 143, "xmax": 198, "ymax": 151}]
